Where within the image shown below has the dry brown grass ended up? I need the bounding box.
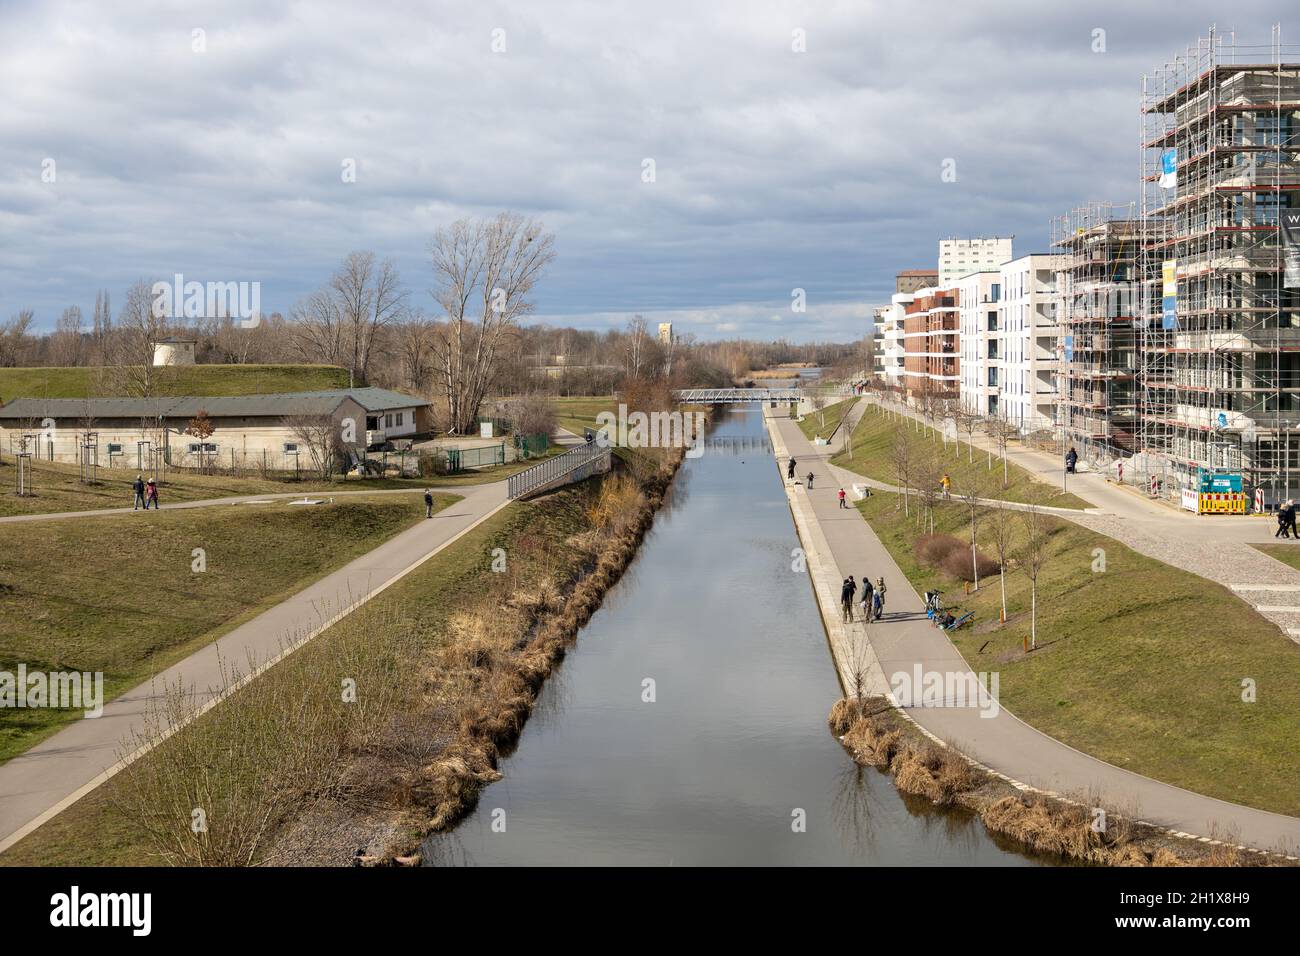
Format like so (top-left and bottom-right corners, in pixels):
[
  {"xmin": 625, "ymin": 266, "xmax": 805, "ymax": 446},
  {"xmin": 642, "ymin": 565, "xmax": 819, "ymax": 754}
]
[{"xmin": 828, "ymin": 695, "xmax": 1286, "ymax": 868}]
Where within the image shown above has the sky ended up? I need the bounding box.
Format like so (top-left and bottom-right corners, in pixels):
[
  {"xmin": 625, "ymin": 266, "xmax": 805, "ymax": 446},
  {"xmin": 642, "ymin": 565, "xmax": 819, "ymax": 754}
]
[{"xmin": 1, "ymin": 0, "xmax": 1296, "ymax": 342}]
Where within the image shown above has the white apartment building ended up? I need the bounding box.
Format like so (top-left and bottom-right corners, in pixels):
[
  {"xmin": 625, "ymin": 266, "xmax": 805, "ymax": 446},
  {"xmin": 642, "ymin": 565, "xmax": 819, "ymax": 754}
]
[
  {"xmin": 956, "ymin": 271, "xmax": 1003, "ymax": 418},
  {"xmin": 996, "ymin": 254, "xmax": 1061, "ymax": 434},
  {"xmin": 878, "ymin": 291, "xmax": 912, "ymax": 387},
  {"xmin": 939, "ymin": 237, "xmax": 1014, "ymax": 286}
]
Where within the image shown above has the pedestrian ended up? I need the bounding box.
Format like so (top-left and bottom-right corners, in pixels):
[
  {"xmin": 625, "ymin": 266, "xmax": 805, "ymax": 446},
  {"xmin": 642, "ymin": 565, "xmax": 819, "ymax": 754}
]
[
  {"xmin": 1277, "ymin": 503, "xmax": 1290, "ymax": 538},
  {"xmin": 807, "ymin": 471, "xmax": 815, "ymax": 490},
  {"xmin": 787, "ymin": 457, "xmax": 797, "ymax": 480},
  {"xmin": 874, "ymin": 576, "xmax": 887, "ymax": 620},
  {"xmin": 145, "ymin": 477, "xmax": 159, "ymax": 510},
  {"xmin": 860, "ymin": 576, "xmax": 874, "ymax": 618},
  {"xmin": 424, "ymin": 488, "xmax": 434, "ymax": 518},
  {"xmin": 872, "ymin": 588, "xmax": 883, "ymax": 621},
  {"xmin": 1117, "ymin": 461, "xmax": 1124, "ymax": 485},
  {"xmin": 940, "ymin": 473, "xmax": 951, "ymax": 498},
  {"xmin": 132, "ymin": 474, "xmax": 145, "ymax": 511},
  {"xmin": 838, "ymin": 487, "xmax": 847, "ymax": 509},
  {"xmin": 1288, "ymin": 500, "xmax": 1298, "ymax": 539},
  {"xmin": 1065, "ymin": 446, "xmax": 1078, "ymax": 475},
  {"xmin": 840, "ymin": 577, "xmax": 854, "ymax": 622}
]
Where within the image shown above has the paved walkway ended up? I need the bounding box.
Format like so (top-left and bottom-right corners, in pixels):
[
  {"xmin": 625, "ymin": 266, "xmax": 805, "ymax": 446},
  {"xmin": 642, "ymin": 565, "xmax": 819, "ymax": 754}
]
[
  {"xmin": 766, "ymin": 405, "xmax": 1300, "ymax": 854},
  {"xmin": 0, "ymin": 481, "xmax": 510, "ymax": 853}
]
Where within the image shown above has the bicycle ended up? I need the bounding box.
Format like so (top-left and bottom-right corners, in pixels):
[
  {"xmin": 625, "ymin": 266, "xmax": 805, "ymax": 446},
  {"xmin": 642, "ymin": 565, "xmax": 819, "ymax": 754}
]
[{"xmin": 924, "ymin": 589, "xmax": 945, "ymax": 617}]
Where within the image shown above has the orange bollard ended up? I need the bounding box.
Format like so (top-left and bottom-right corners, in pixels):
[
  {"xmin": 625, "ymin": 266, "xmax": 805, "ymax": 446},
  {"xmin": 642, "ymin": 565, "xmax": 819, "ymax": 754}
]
[{"xmin": 1023, "ymin": 634, "xmax": 1028, "ymax": 653}]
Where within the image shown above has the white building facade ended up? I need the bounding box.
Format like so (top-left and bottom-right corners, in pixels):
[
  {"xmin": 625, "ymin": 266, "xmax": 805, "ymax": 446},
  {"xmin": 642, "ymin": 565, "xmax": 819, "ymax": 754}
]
[
  {"xmin": 996, "ymin": 254, "xmax": 1061, "ymax": 434},
  {"xmin": 878, "ymin": 292, "xmax": 912, "ymax": 388},
  {"xmin": 956, "ymin": 271, "xmax": 1003, "ymax": 419},
  {"xmin": 939, "ymin": 237, "xmax": 1014, "ymax": 286}
]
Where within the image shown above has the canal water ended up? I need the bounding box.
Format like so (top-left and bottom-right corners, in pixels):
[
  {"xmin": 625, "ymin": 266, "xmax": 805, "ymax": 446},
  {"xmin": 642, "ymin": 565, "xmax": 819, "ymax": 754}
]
[{"xmin": 423, "ymin": 405, "xmax": 1042, "ymax": 866}]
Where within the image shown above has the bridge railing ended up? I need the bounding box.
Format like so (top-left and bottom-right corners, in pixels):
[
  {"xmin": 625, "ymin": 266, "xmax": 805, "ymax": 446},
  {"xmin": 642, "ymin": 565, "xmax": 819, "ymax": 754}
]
[{"xmin": 507, "ymin": 443, "xmax": 610, "ymax": 500}]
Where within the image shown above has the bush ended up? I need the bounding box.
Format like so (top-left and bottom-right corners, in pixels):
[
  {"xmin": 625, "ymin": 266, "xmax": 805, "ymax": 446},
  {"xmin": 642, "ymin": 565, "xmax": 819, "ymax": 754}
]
[
  {"xmin": 939, "ymin": 545, "xmax": 1000, "ymax": 582},
  {"xmin": 914, "ymin": 533, "xmax": 964, "ymax": 566}
]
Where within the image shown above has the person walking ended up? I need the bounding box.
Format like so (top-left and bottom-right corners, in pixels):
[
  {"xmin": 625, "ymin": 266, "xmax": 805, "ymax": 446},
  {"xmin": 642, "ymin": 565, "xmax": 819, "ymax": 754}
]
[
  {"xmin": 787, "ymin": 457, "xmax": 797, "ymax": 480},
  {"xmin": 940, "ymin": 473, "xmax": 952, "ymax": 499},
  {"xmin": 840, "ymin": 578, "xmax": 854, "ymax": 623},
  {"xmin": 132, "ymin": 474, "xmax": 146, "ymax": 511},
  {"xmin": 1276, "ymin": 503, "xmax": 1290, "ymax": 538},
  {"xmin": 1065, "ymin": 446, "xmax": 1078, "ymax": 475},
  {"xmin": 859, "ymin": 576, "xmax": 874, "ymax": 620},
  {"xmin": 807, "ymin": 471, "xmax": 815, "ymax": 490},
  {"xmin": 874, "ymin": 576, "xmax": 887, "ymax": 620},
  {"xmin": 1288, "ymin": 500, "xmax": 1298, "ymax": 539},
  {"xmin": 144, "ymin": 477, "xmax": 159, "ymax": 510},
  {"xmin": 424, "ymin": 488, "xmax": 434, "ymax": 518},
  {"xmin": 837, "ymin": 487, "xmax": 847, "ymax": 509},
  {"xmin": 1117, "ymin": 461, "xmax": 1124, "ymax": 485}
]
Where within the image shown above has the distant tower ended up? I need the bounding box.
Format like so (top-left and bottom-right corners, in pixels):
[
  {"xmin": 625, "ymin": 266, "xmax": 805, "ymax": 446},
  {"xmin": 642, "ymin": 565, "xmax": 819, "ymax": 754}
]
[
  {"xmin": 153, "ymin": 337, "xmax": 197, "ymax": 366},
  {"xmin": 658, "ymin": 322, "xmax": 673, "ymax": 345}
]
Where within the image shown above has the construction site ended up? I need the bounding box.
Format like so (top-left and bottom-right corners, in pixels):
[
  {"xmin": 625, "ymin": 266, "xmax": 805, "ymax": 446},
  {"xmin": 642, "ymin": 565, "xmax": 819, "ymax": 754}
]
[
  {"xmin": 1053, "ymin": 202, "xmax": 1141, "ymax": 461},
  {"xmin": 1139, "ymin": 27, "xmax": 1300, "ymax": 504}
]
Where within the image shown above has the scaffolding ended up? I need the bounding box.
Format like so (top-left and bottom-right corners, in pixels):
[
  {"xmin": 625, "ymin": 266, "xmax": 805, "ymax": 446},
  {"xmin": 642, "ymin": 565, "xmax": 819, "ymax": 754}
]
[
  {"xmin": 1052, "ymin": 202, "xmax": 1141, "ymax": 465},
  {"xmin": 1140, "ymin": 26, "xmax": 1300, "ymax": 504}
]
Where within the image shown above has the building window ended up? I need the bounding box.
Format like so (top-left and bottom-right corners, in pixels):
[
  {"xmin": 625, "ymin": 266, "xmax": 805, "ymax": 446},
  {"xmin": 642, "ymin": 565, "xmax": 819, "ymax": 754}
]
[
  {"xmin": 188, "ymin": 442, "xmax": 218, "ymax": 454},
  {"xmin": 283, "ymin": 442, "xmax": 299, "ymax": 454},
  {"xmin": 107, "ymin": 443, "xmax": 123, "ymax": 455}
]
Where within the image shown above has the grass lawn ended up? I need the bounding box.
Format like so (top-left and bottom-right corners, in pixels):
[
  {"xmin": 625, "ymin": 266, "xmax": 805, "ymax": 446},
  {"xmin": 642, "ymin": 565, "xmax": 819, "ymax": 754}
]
[
  {"xmin": 858, "ymin": 491, "xmax": 1300, "ymax": 817},
  {"xmin": 0, "ymin": 454, "xmax": 553, "ymax": 518},
  {"xmin": 0, "ymin": 493, "xmax": 452, "ymax": 762},
  {"xmin": 0, "ymin": 481, "xmax": 599, "ymax": 866},
  {"xmin": 798, "ymin": 397, "xmax": 856, "ymax": 443},
  {"xmin": 831, "ymin": 404, "xmax": 1088, "ymax": 509},
  {"xmin": 554, "ymin": 395, "xmax": 617, "ymax": 438},
  {"xmin": 1251, "ymin": 542, "xmax": 1300, "ymax": 572},
  {"xmin": 0, "ymin": 365, "xmax": 350, "ymax": 401}
]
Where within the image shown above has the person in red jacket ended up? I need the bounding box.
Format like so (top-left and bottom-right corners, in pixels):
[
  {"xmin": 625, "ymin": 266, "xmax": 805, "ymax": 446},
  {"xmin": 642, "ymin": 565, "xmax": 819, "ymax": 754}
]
[
  {"xmin": 145, "ymin": 478, "xmax": 159, "ymax": 510},
  {"xmin": 837, "ymin": 488, "xmax": 847, "ymax": 509}
]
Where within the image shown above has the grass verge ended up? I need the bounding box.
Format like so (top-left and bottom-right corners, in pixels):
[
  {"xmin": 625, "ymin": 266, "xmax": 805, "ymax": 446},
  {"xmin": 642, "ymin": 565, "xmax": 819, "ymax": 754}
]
[
  {"xmin": 798, "ymin": 397, "xmax": 855, "ymax": 443},
  {"xmin": 0, "ymin": 364, "xmax": 350, "ymax": 400},
  {"xmin": 831, "ymin": 404, "xmax": 1088, "ymax": 509},
  {"xmin": 856, "ymin": 490, "xmax": 1300, "ymax": 817},
  {"xmin": 0, "ymin": 493, "xmax": 449, "ymax": 762}
]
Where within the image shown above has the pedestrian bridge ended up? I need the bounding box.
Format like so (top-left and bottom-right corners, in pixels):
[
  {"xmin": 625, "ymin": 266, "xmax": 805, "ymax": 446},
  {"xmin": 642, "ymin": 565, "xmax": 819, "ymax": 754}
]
[{"xmin": 674, "ymin": 387, "xmax": 802, "ymax": 403}]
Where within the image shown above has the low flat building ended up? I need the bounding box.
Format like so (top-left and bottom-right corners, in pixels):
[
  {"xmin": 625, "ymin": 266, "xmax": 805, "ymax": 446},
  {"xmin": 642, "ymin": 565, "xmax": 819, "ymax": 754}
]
[{"xmin": 0, "ymin": 387, "xmax": 433, "ymax": 469}]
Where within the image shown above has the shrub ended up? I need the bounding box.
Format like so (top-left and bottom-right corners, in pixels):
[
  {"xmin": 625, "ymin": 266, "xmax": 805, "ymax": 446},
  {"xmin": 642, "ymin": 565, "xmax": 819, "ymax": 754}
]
[
  {"xmin": 914, "ymin": 533, "xmax": 964, "ymax": 566},
  {"xmin": 939, "ymin": 546, "xmax": 1000, "ymax": 582}
]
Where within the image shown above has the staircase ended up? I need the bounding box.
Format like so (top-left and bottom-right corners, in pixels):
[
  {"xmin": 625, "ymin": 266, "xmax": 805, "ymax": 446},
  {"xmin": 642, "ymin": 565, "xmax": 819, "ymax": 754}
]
[{"xmin": 507, "ymin": 443, "xmax": 612, "ymax": 500}]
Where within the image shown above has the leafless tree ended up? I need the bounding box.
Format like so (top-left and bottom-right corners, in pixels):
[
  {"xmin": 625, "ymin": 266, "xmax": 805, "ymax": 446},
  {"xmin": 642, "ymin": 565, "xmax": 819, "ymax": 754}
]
[
  {"xmin": 961, "ymin": 482, "xmax": 986, "ymax": 590},
  {"xmin": 292, "ymin": 252, "xmax": 406, "ymax": 385},
  {"xmin": 891, "ymin": 427, "xmax": 914, "ymax": 517},
  {"xmin": 51, "ymin": 306, "xmax": 84, "ymax": 366},
  {"xmin": 285, "ymin": 414, "xmax": 343, "ymax": 480},
  {"xmin": 395, "ymin": 313, "xmax": 437, "ymax": 392},
  {"xmin": 1018, "ymin": 506, "xmax": 1053, "ymax": 650},
  {"xmin": 0, "ymin": 311, "xmax": 36, "ymax": 367},
  {"xmin": 989, "ymin": 498, "xmax": 1014, "ymax": 624},
  {"xmin": 429, "ymin": 212, "xmax": 556, "ymax": 434},
  {"xmin": 104, "ymin": 280, "xmax": 165, "ymax": 396},
  {"xmin": 623, "ymin": 315, "xmax": 654, "ymax": 380},
  {"xmin": 956, "ymin": 406, "xmax": 982, "ymax": 463}
]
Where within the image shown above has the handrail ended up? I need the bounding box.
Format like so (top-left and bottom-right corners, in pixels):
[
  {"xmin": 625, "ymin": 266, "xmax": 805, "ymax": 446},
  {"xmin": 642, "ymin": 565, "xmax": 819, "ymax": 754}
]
[{"xmin": 507, "ymin": 443, "xmax": 608, "ymax": 499}]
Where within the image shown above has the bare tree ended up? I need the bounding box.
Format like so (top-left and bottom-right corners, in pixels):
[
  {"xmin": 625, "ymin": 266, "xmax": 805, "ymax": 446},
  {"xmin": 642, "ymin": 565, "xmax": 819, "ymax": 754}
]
[
  {"xmin": 429, "ymin": 212, "xmax": 556, "ymax": 434},
  {"xmin": 989, "ymin": 498, "xmax": 1014, "ymax": 624},
  {"xmin": 891, "ymin": 427, "xmax": 914, "ymax": 517},
  {"xmin": 961, "ymin": 483, "xmax": 986, "ymax": 590},
  {"xmin": 0, "ymin": 311, "xmax": 36, "ymax": 367},
  {"xmin": 105, "ymin": 280, "xmax": 165, "ymax": 397},
  {"xmin": 285, "ymin": 414, "xmax": 343, "ymax": 479},
  {"xmin": 1018, "ymin": 506, "xmax": 1053, "ymax": 650},
  {"xmin": 956, "ymin": 406, "xmax": 982, "ymax": 464},
  {"xmin": 51, "ymin": 306, "xmax": 85, "ymax": 366},
  {"xmin": 395, "ymin": 313, "xmax": 437, "ymax": 392}
]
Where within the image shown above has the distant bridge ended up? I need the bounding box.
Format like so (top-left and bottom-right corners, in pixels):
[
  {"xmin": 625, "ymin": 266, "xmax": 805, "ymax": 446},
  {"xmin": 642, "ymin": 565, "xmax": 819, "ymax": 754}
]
[{"xmin": 674, "ymin": 388, "xmax": 802, "ymax": 403}]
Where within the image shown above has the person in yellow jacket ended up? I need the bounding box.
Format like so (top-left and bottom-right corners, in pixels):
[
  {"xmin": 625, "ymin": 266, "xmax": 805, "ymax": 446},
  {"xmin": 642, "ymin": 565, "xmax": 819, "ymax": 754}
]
[{"xmin": 940, "ymin": 473, "xmax": 952, "ymax": 499}]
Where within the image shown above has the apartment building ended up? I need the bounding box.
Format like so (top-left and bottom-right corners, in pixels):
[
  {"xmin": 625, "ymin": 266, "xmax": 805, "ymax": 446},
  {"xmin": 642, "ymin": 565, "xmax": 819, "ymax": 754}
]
[
  {"xmin": 996, "ymin": 255, "xmax": 1061, "ymax": 434},
  {"xmin": 903, "ymin": 287, "xmax": 960, "ymax": 400},
  {"xmin": 956, "ymin": 271, "xmax": 1002, "ymax": 418},
  {"xmin": 896, "ymin": 269, "xmax": 938, "ymax": 294},
  {"xmin": 870, "ymin": 305, "xmax": 889, "ymax": 378},
  {"xmin": 878, "ymin": 291, "xmax": 912, "ymax": 388},
  {"xmin": 939, "ymin": 237, "xmax": 1014, "ymax": 285}
]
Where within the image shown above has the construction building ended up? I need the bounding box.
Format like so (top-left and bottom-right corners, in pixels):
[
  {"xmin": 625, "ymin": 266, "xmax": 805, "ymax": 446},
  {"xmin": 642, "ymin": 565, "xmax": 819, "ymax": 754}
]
[
  {"xmin": 1139, "ymin": 28, "xmax": 1300, "ymax": 502},
  {"xmin": 1052, "ymin": 203, "xmax": 1142, "ymax": 458}
]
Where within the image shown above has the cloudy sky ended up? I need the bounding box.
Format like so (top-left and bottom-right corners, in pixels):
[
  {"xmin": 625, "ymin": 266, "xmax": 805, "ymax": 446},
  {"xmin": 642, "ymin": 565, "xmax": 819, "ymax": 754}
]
[{"xmin": 1, "ymin": 0, "xmax": 1295, "ymax": 341}]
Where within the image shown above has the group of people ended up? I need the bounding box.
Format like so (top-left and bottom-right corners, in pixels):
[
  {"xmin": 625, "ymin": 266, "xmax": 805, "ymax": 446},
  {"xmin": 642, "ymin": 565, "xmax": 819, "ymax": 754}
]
[
  {"xmin": 1277, "ymin": 500, "xmax": 1298, "ymax": 538},
  {"xmin": 131, "ymin": 475, "xmax": 160, "ymax": 510},
  {"xmin": 787, "ymin": 456, "xmax": 817, "ymax": 489},
  {"xmin": 840, "ymin": 574, "xmax": 886, "ymax": 623}
]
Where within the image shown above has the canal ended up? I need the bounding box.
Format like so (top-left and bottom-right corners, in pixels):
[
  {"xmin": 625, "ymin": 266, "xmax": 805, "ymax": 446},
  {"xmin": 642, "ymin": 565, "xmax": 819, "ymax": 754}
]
[{"xmin": 423, "ymin": 405, "xmax": 1043, "ymax": 865}]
